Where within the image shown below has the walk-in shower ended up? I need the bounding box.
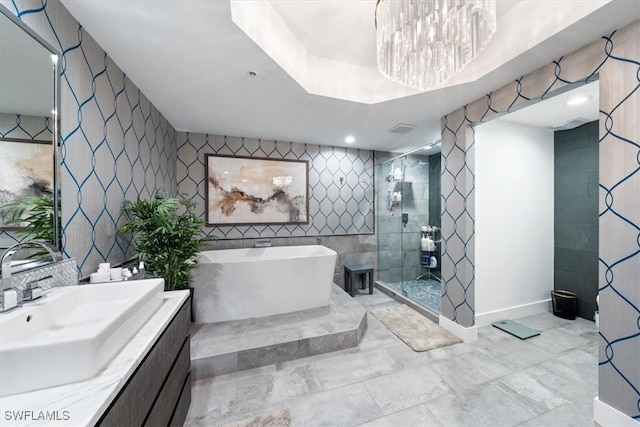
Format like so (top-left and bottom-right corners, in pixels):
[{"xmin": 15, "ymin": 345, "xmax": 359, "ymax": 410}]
[{"xmin": 376, "ymin": 143, "xmax": 442, "ymax": 315}]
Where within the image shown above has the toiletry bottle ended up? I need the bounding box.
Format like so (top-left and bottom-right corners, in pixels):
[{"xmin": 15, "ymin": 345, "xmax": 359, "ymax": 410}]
[
  {"xmin": 421, "ymin": 236, "xmax": 429, "ymax": 251},
  {"xmin": 138, "ymin": 261, "xmax": 146, "ymax": 279}
]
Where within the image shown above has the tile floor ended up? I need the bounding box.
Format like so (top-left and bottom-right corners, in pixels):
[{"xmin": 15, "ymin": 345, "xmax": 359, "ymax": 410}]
[{"xmin": 185, "ymin": 289, "xmax": 599, "ymax": 427}]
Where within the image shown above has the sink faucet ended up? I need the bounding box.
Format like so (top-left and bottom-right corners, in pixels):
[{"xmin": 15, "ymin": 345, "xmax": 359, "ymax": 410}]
[{"xmin": 1, "ymin": 241, "xmax": 62, "ymax": 291}]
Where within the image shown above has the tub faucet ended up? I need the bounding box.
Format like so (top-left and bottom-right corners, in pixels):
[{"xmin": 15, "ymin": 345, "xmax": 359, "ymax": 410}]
[
  {"xmin": 255, "ymin": 240, "xmax": 272, "ymax": 248},
  {"xmin": 1, "ymin": 241, "xmax": 62, "ymax": 291}
]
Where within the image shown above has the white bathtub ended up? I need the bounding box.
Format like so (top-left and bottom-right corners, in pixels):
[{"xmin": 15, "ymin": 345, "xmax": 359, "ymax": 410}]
[{"xmin": 191, "ymin": 245, "xmax": 337, "ymax": 323}]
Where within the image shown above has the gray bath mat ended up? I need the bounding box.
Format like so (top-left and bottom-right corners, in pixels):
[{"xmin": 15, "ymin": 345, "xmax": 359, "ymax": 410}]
[
  {"xmin": 492, "ymin": 319, "xmax": 540, "ymax": 340},
  {"xmin": 370, "ymin": 304, "xmax": 462, "ymax": 352}
]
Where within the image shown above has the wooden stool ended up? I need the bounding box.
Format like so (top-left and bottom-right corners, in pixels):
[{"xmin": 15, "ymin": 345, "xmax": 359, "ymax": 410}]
[{"xmin": 344, "ymin": 264, "xmax": 374, "ymax": 297}]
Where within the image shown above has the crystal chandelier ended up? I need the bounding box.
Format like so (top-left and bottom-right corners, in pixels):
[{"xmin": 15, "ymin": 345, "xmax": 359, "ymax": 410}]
[{"xmin": 375, "ymin": 0, "xmax": 497, "ymax": 91}]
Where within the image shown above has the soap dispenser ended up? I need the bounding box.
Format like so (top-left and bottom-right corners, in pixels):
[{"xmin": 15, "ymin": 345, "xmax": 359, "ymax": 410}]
[{"xmin": 137, "ymin": 261, "xmax": 146, "ymax": 279}]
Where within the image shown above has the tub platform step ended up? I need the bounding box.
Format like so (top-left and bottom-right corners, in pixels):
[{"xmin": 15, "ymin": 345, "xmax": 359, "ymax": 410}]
[{"xmin": 190, "ymin": 284, "xmax": 367, "ymax": 380}]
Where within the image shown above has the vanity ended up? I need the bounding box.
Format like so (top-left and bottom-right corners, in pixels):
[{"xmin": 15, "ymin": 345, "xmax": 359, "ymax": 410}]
[{"xmin": 0, "ymin": 281, "xmax": 191, "ymax": 426}]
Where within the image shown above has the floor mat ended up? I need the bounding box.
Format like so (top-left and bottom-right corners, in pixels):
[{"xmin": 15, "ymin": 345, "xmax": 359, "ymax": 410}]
[
  {"xmin": 370, "ymin": 304, "xmax": 461, "ymax": 352},
  {"xmin": 492, "ymin": 319, "xmax": 540, "ymax": 340}
]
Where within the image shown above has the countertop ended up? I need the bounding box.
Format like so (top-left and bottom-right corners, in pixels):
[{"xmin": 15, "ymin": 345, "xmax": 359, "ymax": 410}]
[{"xmin": 0, "ymin": 290, "xmax": 189, "ymax": 427}]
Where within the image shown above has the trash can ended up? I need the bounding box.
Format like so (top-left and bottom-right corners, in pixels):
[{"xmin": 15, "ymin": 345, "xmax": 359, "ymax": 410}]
[{"xmin": 551, "ymin": 290, "xmax": 578, "ymax": 320}]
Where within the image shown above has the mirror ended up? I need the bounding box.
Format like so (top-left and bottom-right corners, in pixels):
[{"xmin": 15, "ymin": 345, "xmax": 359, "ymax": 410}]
[{"xmin": 0, "ymin": 6, "xmax": 61, "ymax": 258}]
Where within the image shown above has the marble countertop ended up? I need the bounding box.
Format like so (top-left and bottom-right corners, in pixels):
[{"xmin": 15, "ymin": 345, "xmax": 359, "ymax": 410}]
[{"xmin": 0, "ymin": 290, "xmax": 189, "ymax": 427}]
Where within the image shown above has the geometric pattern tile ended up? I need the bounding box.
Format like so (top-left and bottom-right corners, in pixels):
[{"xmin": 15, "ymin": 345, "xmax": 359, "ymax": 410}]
[
  {"xmin": 0, "ymin": 258, "xmax": 78, "ymax": 309},
  {"xmin": 176, "ymin": 133, "xmax": 374, "ymax": 239},
  {"xmin": 441, "ymin": 24, "xmax": 640, "ymax": 419}
]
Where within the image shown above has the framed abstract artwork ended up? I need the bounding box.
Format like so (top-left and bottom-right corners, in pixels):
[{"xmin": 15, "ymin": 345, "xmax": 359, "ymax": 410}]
[
  {"xmin": 205, "ymin": 154, "xmax": 309, "ymax": 226},
  {"xmin": 0, "ymin": 139, "xmax": 54, "ymax": 229}
]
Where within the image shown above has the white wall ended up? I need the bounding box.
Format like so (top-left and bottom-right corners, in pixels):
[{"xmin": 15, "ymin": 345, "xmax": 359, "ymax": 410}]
[{"xmin": 475, "ymin": 120, "xmax": 554, "ymax": 326}]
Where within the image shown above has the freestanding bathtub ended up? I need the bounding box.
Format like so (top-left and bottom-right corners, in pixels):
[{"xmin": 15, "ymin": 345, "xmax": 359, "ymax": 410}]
[{"xmin": 191, "ymin": 245, "xmax": 337, "ymax": 323}]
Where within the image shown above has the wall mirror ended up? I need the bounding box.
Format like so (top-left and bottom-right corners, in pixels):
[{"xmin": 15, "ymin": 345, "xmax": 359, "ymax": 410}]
[{"xmin": 0, "ymin": 5, "xmax": 61, "ymax": 269}]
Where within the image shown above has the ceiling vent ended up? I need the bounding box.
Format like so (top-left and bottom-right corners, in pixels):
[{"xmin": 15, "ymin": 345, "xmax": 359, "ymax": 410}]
[
  {"xmin": 388, "ymin": 123, "xmax": 416, "ymax": 134},
  {"xmin": 548, "ymin": 118, "xmax": 590, "ymax": 131}
]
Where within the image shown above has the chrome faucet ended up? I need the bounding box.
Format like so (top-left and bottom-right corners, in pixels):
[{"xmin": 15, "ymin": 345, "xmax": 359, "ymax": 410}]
[
  {"xmin": 1, "ymin": 240, "xmax": 62, "ymax": 292},
  {"xmin": 1, "ymin": 241, "xmax": 61, "ymax": 312}
]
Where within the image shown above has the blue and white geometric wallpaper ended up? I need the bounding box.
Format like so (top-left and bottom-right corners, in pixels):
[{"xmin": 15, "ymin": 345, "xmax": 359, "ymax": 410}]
[
  {"xmin": 441, "ymin": 21, "xmax": 640, "ymax": 419},
  {"xmin": 1, "ymin": 0, "xmax": 177, "ymax": 276},
  {"xmin": 0, "ymin": 113, "xmax": 52, "ymax": 140},
  {"xmin": 176, "ymin": 132, "xmax": 374, "ymax": 239}
]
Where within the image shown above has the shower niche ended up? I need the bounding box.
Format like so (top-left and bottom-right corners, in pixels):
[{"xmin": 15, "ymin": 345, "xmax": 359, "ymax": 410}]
[{"xmin": 376, "ymin": 145, "xmax": 442, "ymax": 315}]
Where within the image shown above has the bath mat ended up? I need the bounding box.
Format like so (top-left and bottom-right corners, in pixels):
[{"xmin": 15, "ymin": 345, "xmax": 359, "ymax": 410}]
[
  {"xmin": 492, "ymin": 319, "xmax": 540, "ymax": 340},
  {"xmin": 370, "ymin": 304, "xmax": 462, "ymax": 352}
]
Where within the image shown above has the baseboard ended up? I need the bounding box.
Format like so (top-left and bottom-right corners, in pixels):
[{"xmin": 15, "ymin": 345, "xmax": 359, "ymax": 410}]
[
  {"xmin": 475, "ymin": 299, "xmax": 551, "ymax": 327},
  {"xmin": 594, "ymin": 397, "xmax": 640, "ymax": 426},
  {"xmin": 439, "ymin": 315, "xmax": 478, "ymax": 342}
]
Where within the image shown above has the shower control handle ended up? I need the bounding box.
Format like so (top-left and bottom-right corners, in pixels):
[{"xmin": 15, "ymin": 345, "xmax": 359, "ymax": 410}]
[{"xmin": 402, "ymin": 213, "xmax": 408, "ymax": 228}]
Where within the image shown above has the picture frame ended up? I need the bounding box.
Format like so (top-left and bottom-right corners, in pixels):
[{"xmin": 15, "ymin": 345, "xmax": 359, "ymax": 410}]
[
  {"xmin": 0, "ymin": 138, "xmax": 54, "ymax": 229},
  {"xmin": 205, "ymin": 154, "xmax": 309, "ymax": 226}
]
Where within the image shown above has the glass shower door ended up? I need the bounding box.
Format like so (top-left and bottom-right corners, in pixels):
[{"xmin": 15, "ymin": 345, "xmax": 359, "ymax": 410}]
[{"xmin": 377, "ymin": 150, "xmax": 442, "ymax": 314}]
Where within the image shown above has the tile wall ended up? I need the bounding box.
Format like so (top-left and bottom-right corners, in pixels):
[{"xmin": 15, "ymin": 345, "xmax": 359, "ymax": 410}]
[{"xmin": 554, "ymin": 121, "xmax": 599, "ymax": 319}]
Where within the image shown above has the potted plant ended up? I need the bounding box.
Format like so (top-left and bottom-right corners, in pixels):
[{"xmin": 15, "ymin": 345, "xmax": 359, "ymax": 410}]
[
  {"xmin": 118, "ymin": 190, "xmax": 214, "ymax": 292},
  {"xmin": 1, "ymin": 194, "xmax": 61, "ymax": 248}
]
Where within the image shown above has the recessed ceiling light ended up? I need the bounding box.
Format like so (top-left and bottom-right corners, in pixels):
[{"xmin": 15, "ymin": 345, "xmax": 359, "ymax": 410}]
[
  {"xmin": 345, "ymin": 135, "xmax": 355, "ymax": 144},
  {"xmin": 423, "ymin": 146, "xmax": 432, "ymax": 150},
  {"xmin": 566, "ymin": 95, "xmax": 591, "ymax": 106}
]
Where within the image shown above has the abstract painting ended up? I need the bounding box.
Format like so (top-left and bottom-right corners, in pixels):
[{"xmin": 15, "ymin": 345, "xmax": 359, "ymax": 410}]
[
  {"xmin": 0, "ymin": 139, "xmax": 54, "ymax": 228},
  {"xmin": 205, "ymin": 154, "xmax": 308, "ymax": 225}
]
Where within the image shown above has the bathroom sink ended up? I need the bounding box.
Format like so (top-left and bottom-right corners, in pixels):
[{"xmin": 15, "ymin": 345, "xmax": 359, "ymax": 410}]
[{"xmin": 0, "ymin": 279, "xmax": 163, "ymax": 396}]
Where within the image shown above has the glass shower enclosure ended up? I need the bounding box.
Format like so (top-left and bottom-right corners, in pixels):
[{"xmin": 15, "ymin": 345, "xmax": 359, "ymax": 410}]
[{"xmin": 376, "ymin": 146, "xmax": 442, "ymax": 314}]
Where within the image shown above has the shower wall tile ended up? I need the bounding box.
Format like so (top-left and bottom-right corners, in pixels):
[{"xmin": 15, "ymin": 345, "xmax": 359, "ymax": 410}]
[
  {"xmin": 429, "ymin": 154, "xmax": 442, "ymax": 228},
  {"xmin": 555, "ymin": 198, "xmax": 599, "ymax": 224},
  {"xmin": 441, "ymin": 21, "xmax": 639, "ymax": 419},
  {"xmin": 554, "ymin": 122, "xmax": 599, "ymax": 320},
  {"xmin": 554, "ymin": 223, "xmax": 598, "ymax": 251},
  {"xmin": 554, "ymin": 247, "xmax": 599, "ymax": 277}
]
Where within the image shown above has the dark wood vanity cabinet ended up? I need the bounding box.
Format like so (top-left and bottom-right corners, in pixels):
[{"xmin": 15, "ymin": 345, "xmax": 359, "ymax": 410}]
[{"xmin": 97, "ymin": 297, "xmax": 191, "ymax": 426}]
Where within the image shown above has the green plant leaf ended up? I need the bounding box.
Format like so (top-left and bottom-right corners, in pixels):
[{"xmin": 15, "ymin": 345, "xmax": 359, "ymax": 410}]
[{"xmin": 118, "ymin": 189, "xmax": 216, "ymax": 291}]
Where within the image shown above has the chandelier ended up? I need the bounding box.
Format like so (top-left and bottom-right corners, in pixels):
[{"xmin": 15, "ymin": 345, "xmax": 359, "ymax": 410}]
[{"xmin": 375, "ymin": 0, "xmax": 497, "ymax": 90}]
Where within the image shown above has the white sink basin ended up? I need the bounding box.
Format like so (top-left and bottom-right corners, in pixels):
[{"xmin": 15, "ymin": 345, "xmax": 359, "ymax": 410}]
[{"xmin": 0, "ymin": 279, "xmax": 163, "ymax": 396}]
